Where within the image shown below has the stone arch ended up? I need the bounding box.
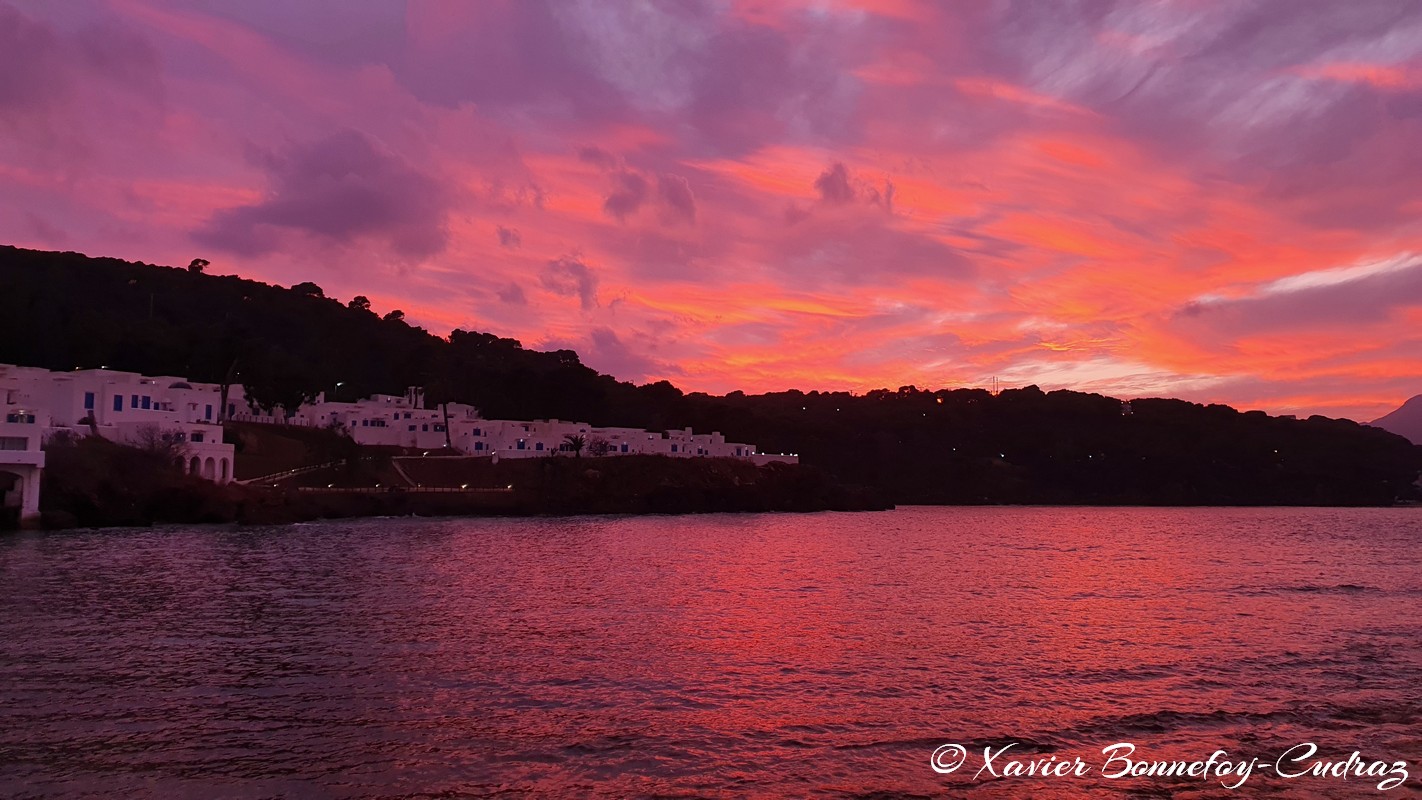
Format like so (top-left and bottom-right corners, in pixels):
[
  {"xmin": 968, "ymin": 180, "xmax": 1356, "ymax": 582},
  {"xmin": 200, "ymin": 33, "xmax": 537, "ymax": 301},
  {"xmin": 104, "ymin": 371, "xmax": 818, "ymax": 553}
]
[
  {"xmin": 203, "ymin": 457, "xmax": 216, "ymax": 480},
  {"xmin": 190, "ymin": 456, "xmax": 201, "ymax": 475}
]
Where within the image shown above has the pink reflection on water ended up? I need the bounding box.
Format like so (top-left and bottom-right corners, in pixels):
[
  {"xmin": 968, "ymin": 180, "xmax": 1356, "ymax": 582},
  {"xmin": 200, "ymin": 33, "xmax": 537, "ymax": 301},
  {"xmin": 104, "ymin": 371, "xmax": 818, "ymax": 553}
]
[{"xmin": 0, "ymin": 507, "xmax": 1419, "ymax": 797}]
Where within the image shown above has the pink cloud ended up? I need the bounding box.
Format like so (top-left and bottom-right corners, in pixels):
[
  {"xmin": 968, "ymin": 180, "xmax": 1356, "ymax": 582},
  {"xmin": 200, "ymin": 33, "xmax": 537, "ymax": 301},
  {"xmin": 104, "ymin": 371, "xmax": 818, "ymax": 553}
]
[{"xmin": 0, "ymin": 0, "xmax": 1420, "ymax": 421}]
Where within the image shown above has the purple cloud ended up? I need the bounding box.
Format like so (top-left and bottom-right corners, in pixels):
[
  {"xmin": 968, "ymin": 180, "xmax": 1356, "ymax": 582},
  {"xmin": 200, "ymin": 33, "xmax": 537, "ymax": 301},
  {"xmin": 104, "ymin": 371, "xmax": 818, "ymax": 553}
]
[
  {"xmin": 577, "ymin": 146, "xmax": 618, "ymax": 169},
  {"xmin": 1174, "ymin": 257, "xmax": 1422, "ymax": 334},
  {"xmin": 657, "ymin": 174, "xmax": 697, "ymax": 224},
  {"xmin": 602, "ymin": 170, "xmax": 649, "ymax": 221},
  {"xmin": 815, "ymin": 163, "xmax": 856, "ymax": 204},
  {"xmin": 0, "ymin": 3, "xmax": 160, "ymax": 119},
  {"xmin": 0, "ymin": 4, "xmax": 68, "ymax": 115},
  {"xmin": 545, "ymin": 326, "xmax": 681, "ymax": 383},
  {"xmin": 497, "ymin": 282, "xmax": 527, "ymax": 305},
  {"xmin": 541, "ymin": 255, "xmax": 599, "ymax": 309},
  {"xmin": 195, "ymin": 129, "xmax": 451, "ymax": 259}
]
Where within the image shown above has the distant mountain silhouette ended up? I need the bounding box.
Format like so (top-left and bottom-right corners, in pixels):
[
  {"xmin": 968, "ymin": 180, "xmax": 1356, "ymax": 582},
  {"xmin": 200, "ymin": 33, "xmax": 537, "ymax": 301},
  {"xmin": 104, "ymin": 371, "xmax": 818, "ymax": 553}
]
[{"xmin": 1372, "ymin": 395, "xmax": 1422, "ymax": 445}]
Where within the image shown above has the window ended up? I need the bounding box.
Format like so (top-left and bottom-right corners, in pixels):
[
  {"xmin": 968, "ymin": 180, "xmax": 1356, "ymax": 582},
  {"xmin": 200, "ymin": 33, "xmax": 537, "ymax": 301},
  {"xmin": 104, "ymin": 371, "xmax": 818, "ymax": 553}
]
[
  {"xmin": 191, "ymin": 432, "xmax": 204, "ymax": 443},
  {"xmin": 4, "ymin": 413, "xmax": 35, "ymax": 424},
  {"xmin": 0, "ymin": 436, "xmax": 28, "ymax": 450},
  {"xmin": 735, "ymin": 448, "xmax": 742, "ymax": 457},
  {"xmin": 114, "ymin": 396, "xmax": 124, "ymax": 412},
  {"xmin": 404, "ymin": 413, "xmax": 411, "ymax": 419},
  {"xmin": 361, "ymin": 420, "xmax": 369, "ymax": 427},
  {"xmin": 84, "ymin": 392, "xmax": 95, "ymax": 410},
  {"xmin": 472, "ymin": 427, "xmax": 482, "ymax": 436},
  {"xmin": 434, "ymin": 424, "xmax": 445, "ymax": 432},
  {"xmin": 131, "ymin": 394, "xmax": 139, "ymax": 409},
  {"xmin": 141, "ymin": 396, "xmax": 151, "ymax": 410},
  {"xmin": 421, "ymin": 424, "xmax": 428, "ymax": 432},
  {"xmin": 671, "ymin": 444, "xmax": 678, "ymax": 453},
  {"xmin": 474, "ymin": 442, "xmax": 484, "ymax": 451},
  {"xmin": 393, "ymin": 413, "xmax": 399, "ymax": 420},
  {"xmin": 517, "ymin": 440, "xmax": 526, "ymax": 450},
  {"xmin": 535, "ymin": 442, "xmax": 544, "ymax": 451},
  {"xmin": 227, "ymin": 403, "xmax": 235, "ymax": 417},
  {"xmin": 205, "ymin": 404, "xmax": 213, "ymax": 420},
  {"xmin": 620, "ymin": 443, "xmax": 628, "ymax": 453}
]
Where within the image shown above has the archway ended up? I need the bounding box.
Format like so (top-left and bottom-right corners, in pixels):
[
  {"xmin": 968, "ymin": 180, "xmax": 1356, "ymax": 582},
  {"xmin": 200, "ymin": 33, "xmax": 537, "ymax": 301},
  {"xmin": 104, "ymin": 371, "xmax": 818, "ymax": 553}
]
[
  {"xmin": 0, "ymin": 470, "xmax": 21, "ymax": 529},
  {"xmin": 219, "ymin": 458, "xmax": 229, "ymax": 483},
  {"xmin": 0, "ymin": 466, "xmax": 41, "ymax": 529},
  {"xmin": 203, "ymin": 457, "xmax": 215, "ymax": 480},
  {"xmin": 190, "ymin": 456, "xmax": 201, "ymax": 476}
]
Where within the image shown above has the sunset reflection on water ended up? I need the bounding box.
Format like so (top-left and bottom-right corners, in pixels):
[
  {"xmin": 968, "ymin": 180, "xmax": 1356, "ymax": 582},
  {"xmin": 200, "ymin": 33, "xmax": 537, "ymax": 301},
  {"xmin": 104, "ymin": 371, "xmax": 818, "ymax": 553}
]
[{"xmin": 2, "ymin": 507, "xmax": 1420, "ymax": 798}]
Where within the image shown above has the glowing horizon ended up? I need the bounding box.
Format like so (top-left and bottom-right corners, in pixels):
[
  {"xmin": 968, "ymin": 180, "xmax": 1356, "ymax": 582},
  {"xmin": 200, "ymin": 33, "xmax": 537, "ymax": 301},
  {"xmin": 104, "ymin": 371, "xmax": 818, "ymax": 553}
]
[{"xmin": 3, "ymin": 1, "xmax": 1421, "ymax": 421}]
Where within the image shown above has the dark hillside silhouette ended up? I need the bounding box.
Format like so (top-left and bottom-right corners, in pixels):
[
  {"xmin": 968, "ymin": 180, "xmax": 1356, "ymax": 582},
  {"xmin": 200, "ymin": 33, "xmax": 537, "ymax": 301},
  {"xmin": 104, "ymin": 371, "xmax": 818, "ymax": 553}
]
[{"xmin": 3, "ymin": 245, "xmax": 1418, "ymax": 506}]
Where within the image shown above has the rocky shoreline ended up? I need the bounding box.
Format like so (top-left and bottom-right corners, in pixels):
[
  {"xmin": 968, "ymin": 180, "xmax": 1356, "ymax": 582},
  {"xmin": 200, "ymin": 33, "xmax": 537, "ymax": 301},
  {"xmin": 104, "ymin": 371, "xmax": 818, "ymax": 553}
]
[{"xmin": 28, "ymin": 438, "xmax": 891, "ymax": 530}]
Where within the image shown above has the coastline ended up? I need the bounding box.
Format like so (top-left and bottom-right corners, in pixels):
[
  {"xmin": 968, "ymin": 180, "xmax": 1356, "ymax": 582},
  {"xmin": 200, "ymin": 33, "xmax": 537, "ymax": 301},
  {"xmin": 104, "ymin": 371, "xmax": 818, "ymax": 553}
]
[
  {"xmin": 27, "ymin": 442, "xmax": 892, "ymax": 531},
  {"xmin": 16, "ymin": 427, "xmax": 1416, "ymax": 532}
]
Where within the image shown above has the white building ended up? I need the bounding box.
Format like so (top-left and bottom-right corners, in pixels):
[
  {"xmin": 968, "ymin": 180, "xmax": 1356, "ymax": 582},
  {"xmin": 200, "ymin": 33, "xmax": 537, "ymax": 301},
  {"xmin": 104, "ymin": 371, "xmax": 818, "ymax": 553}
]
[
  {"xmin": 235, "ymin": 387, "xmax": 480, "ymax": 451},
  {"xmin": 0, "ymin": 364, "xmax": 239, "ymax": 494},
  {"xmin": 0, "ymin": 405, "xmax": 44, "ymax": 528},
  {"xmin": 253, "ymin": 388, "xmax": 797, "ymax": 464},
  {"xmin": 0, "ymin": 363, "xmax": 797, "ymax": 527}
]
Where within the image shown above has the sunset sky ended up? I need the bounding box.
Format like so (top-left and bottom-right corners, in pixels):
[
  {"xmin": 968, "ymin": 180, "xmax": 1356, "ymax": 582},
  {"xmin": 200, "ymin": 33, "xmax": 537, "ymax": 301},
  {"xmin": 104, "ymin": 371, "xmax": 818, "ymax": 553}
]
[{"xmin": 3, "ymin": 1, "xmax": 1421, "ymax": 421}]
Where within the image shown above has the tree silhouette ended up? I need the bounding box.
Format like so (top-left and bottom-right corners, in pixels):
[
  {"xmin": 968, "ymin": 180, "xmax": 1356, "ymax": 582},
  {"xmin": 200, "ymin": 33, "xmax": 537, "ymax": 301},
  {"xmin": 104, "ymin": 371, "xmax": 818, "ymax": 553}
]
[
  {"xmin": 563, "ymin": 433, "xmax": 587, "ymax": 458},
  {"xmin": 187, "ymin": 258, "xmax": 209, "ymax": 274}
]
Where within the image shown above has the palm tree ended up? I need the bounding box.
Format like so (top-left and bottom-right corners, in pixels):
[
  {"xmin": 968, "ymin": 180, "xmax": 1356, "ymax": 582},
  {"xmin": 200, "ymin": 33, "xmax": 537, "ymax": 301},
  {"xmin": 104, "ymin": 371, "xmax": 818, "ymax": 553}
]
[{"xmin": 563, "ymin": 433, "xmax": 587, "ymax": 458}]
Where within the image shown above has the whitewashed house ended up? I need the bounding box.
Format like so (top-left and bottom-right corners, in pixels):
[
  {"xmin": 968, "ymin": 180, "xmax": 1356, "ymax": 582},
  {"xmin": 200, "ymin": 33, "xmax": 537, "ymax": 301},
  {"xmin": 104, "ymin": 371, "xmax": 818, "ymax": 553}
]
[
  {"xmin": 0, "ymin": 364, "xmax": 238, "ymax": 486},
  {"xmin": 0, "ymin": 400, "xmax": 44, "ymax": 527},
  {"xmin": 242, "ymin": 387, "xmax": 482, "ymax": 451},
  {"xmin": 257, "ymin": 389, "xmax": 796, "ymax": 464}
]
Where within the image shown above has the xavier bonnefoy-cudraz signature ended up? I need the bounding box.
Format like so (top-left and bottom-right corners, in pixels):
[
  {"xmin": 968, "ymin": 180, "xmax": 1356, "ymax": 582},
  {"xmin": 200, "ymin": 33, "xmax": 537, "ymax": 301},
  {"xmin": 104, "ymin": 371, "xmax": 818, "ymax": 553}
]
[{"xmin": 931, "ymin": 741, "xmax": 1411, "ymax": 791}]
